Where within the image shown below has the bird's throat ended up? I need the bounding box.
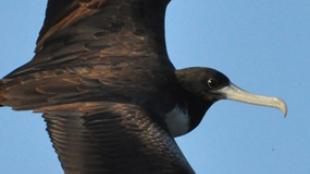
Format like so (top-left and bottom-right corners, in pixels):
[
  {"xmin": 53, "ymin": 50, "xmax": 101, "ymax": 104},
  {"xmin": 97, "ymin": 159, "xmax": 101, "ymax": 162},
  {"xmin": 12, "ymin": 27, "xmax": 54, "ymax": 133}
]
[{"xmin": 165, "ymin": 105, "xmax": 190, "ymax": 137}]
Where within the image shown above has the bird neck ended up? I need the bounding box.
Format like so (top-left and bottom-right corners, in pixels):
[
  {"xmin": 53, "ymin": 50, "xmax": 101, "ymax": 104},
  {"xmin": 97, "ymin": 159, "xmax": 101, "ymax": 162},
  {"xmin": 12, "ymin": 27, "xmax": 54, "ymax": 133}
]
[
  {"xmin": 185, "ymin": 94, "xmax": 212, "ymax": 132},
  {"xmin": 175, "ymin": 70, "xmax": 213, "ymax": 132},
  {"xmin": 36, "ymin": 0, "xmax": 170, "ymax": 57}
]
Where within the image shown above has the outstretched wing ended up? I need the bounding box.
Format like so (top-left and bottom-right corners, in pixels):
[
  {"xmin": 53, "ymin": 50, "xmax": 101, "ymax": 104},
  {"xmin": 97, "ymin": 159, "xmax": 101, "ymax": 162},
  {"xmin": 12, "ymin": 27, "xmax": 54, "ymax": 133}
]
[
  {"xmin": 40, "ymin": 102, "xmax": 194, "ymax": 174},
  {"xmin": 5, "ymin": 0, "xmax": 173, "ymax": 79}
]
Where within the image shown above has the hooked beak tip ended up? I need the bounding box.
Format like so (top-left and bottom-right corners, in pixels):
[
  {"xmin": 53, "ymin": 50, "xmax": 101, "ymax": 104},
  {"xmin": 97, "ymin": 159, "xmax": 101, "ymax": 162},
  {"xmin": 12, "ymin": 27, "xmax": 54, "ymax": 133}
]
[{"xmin": 276, "ymin": 98, "xmax": 288, "ymax": 118}]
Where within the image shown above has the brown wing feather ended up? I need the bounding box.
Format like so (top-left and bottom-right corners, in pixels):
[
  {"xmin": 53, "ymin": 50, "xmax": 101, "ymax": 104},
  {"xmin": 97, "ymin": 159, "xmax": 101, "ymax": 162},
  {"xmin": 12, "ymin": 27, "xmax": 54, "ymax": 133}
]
[{"xmin": 37, "ymin": 0, "xmax": 107, "ymax": 51}]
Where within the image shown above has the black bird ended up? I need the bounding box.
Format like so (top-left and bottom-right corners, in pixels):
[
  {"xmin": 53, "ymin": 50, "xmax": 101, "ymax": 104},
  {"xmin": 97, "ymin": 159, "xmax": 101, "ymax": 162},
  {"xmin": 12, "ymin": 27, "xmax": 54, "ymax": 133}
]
[{"xmin": 0, "ymin": 0, "xmax": 287, "ymax": 174}]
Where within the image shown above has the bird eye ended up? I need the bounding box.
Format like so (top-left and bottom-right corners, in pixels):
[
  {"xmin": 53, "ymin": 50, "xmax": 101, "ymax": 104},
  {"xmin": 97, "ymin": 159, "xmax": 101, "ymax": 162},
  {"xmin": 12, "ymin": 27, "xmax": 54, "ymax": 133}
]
[{"xmin": 207, "ymin": 79, "xmax": 215, "ymax": 88}]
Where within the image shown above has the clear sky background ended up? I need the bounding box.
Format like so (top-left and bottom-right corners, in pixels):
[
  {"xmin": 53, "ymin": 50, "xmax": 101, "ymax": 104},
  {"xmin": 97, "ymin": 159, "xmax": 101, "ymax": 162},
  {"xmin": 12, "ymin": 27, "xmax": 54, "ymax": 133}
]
[{"xmin": 0, "ymin": 1, "xmax": 309, "ymax": 174}]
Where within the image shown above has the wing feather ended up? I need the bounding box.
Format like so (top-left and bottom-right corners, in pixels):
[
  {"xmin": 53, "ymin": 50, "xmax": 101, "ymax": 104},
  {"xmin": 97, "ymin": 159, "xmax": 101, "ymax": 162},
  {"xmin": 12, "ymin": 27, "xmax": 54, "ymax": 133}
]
[
  {"xmin": 41, "ymin": 102, "xmax": 194, "ymax": 174},
  {"xmin": 37, "ymin": 0, "xmax": 107, "ymax": 51}
]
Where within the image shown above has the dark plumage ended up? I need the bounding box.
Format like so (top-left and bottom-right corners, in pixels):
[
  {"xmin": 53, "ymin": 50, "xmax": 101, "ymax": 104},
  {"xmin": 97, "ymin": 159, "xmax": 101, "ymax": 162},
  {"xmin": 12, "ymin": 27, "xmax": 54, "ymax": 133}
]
[{"xmin": 0, "ymin": 0, "xmax": 287, "ymax": 174}]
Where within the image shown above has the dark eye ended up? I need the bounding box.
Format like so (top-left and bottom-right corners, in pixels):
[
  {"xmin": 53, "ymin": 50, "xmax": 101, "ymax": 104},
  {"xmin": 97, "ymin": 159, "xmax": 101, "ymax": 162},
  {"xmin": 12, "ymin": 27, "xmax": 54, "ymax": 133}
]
[{"xmin": 207, "ymin": 79, "xmax": 215, "ymax": 88}]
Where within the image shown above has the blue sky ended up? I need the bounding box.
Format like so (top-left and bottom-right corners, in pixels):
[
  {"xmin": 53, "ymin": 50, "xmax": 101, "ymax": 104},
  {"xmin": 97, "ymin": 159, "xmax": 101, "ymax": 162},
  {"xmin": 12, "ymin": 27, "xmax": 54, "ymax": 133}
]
[{"xmin": 0, "ymin": 1, "xmax": 309, "ymax": 174}]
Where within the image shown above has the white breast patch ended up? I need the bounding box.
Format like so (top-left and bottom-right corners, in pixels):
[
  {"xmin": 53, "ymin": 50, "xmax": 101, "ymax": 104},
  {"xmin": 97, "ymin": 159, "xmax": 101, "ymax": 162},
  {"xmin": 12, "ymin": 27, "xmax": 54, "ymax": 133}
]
[{"xmin": 165, "ymin": 105, "xmax": 189, "ymax": 137}]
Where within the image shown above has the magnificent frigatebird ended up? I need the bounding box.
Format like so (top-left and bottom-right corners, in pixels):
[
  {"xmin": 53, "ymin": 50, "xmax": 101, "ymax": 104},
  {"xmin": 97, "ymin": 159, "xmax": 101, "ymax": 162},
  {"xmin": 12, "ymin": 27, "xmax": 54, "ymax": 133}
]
[{"xmin": 0, "ymin": 0, "xmax": 287, "ymax": 174}]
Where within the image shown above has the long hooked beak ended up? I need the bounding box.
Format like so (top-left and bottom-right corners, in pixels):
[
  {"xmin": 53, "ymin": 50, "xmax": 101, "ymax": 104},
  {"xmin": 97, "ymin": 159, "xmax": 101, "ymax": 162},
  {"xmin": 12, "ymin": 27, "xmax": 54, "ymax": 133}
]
[{"xmin": 215, "ymin": 83, "xmax": 288, "ymax": 117}]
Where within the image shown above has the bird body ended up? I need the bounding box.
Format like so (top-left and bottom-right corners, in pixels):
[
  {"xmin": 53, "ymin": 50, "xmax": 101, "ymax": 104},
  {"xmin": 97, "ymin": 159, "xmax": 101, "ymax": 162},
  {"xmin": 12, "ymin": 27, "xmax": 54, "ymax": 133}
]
[
  {"xmin": 0, "ymin": 0, "xmax": 287, "ymax": 173},
  {"xmin": 0, "ymin": 1, "xmax": 196, "ymax": 173}
]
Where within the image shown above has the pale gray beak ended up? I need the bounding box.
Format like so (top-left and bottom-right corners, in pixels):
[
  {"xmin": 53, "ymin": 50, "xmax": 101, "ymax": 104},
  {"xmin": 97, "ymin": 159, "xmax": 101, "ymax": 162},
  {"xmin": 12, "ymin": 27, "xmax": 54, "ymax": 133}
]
[{"xmin": 215, "ymin": 83, "xmax": 288, "ymax": 117}]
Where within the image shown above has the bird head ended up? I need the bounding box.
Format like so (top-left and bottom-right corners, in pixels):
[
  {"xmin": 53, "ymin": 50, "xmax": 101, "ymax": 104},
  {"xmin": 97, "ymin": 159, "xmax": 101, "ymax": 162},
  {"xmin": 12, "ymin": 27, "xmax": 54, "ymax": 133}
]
[{"xmin": 176, "ymin": 67, "xmax": 287, "ymax": 119}]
